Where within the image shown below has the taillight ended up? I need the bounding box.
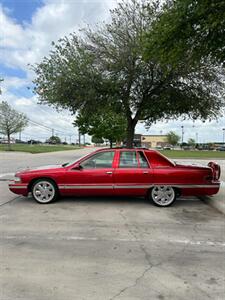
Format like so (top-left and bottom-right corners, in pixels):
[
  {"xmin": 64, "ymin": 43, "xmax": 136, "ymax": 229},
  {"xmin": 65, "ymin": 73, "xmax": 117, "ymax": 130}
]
[
  {"xmin": 205, "ymin": 175, "xmax": 213, "ymax": 182},
  {"xmin": 208, "ymin": 162, "xmax": 221, "ymax": 180},
  {"xmin": 214, "ymin": 165, "xmax": 221, "ymax": 180}
]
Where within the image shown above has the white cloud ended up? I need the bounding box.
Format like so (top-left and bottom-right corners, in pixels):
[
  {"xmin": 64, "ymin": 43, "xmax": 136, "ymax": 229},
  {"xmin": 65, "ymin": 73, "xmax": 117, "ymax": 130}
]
[
  {"xmin": 0, "ymin": 0, "xmax": 116, "ymax": 70},
  {"xmin": 14, "ymin": 98, "xmax": 33, "ymax": 106},
  {"xmin": 1, "ymin": 77, "xmax": 29, "ymax": 91}
]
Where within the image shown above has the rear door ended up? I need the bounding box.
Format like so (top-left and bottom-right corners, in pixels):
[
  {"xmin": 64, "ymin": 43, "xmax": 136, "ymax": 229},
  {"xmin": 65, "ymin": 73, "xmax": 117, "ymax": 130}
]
[{"xmin": 114, "ymin": 150, "xmax": 154, "ymax": 196}]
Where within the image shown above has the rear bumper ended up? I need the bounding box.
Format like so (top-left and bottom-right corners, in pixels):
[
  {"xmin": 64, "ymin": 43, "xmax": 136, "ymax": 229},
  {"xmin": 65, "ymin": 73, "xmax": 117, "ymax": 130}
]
[
  {"xmin": 8, "ymin": 182, "xmax": 28, "ymax": 196},
  {"xmin": 180, "ymin": 182, "xmax": 220, "ymax": 196}
]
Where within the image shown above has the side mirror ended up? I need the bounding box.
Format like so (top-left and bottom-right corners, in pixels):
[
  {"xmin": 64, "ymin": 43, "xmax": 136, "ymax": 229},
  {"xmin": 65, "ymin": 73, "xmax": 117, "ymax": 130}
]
[{"xmin": 72, "ymin": 164, "xmax": 83, "ymax": 170}]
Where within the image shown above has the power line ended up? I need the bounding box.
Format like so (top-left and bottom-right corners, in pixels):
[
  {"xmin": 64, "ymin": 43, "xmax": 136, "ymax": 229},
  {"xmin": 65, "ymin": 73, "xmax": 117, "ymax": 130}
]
[
  {"xmin": 27, "ymin": 118, "xmax": 76, "ymax": 136},
  {"xmin": 29, "ymin": 104, "xmax": 77, "ymax": 135}
]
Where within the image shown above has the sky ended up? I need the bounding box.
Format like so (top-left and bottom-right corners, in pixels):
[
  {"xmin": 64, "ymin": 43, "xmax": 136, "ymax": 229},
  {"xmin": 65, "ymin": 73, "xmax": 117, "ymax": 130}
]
[{"xmin": 0, "ymin": 0, "xmax": 224, "ymax": 144}]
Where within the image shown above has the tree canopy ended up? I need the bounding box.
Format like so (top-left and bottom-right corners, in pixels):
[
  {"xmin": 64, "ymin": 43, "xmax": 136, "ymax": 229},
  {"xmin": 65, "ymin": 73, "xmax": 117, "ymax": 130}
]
[
  {"xmin": 46, "ymin": 135, "xmax": 61, "ymax": 144},
  {"xmin": 167, "ymin": 131, "xmax": 180, "ymax": 146},
  {"xmin": 91, "ymin": 136, "xmax": 104, "ymax": 145},
  {"xmin": 74, "ymin": 108, "xmax": 126, "ymax": 148},
  {"xmin": 0, "ymin": 101, "xmax": 28, "ymax": 148},
  {"xmin": 188, "ymin": 138, "xmax": 196, "ymax": 148},
  {"xmin": 143, "ymin": 0, "xmax": 225, "ymax": 66},
  {"xmin": 32, "ymin": 0, "xmax": 225, "ymax": 148}
]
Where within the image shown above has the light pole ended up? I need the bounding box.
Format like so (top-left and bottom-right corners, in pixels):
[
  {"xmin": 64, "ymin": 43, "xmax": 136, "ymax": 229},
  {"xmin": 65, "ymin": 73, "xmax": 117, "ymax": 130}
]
[
  {"xmin": 195, "ymin": 132, "xmax": 198, "ymax": 144},
  {"xmin": 181, "ymin": 125, "xmax": 184, "ymax": 146},
  {"xmin": 223, "ymin": 128, "xmax": 225, "ymax": 145}
]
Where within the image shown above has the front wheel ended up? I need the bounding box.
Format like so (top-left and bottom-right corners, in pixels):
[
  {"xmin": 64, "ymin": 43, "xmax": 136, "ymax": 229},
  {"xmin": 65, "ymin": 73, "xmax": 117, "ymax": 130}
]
[
  {"xmin": 31, "ymin": 179, "xmax": 58, "ymax": 204},
  {"xmin": 149, "ymin": 186, "xmax": 176, "ymax": 207}
]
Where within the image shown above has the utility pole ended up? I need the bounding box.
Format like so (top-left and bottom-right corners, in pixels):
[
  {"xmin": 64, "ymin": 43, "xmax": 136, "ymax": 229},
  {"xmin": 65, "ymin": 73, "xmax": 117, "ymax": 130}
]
[
  {"xmin": 195, "ymin": 132, "xmax": 198, "ymax": 144},
  {"xmin": 181, "ymin": 125, "xmax": 184, "ymax": 147},
  {"xmin": 223, "ymin": 128, "xmax": 225, "ymax": 144},
  {"xmin": 52, "ymin": 129, "xmax": 54, "ymax": 137},
  {"xmin": 78, "ymin": 131, "xmax": 81, "ymax": 146},
  {"xmin": 69, "ymin": 135, "xmax": 72, "ymax": 144}
]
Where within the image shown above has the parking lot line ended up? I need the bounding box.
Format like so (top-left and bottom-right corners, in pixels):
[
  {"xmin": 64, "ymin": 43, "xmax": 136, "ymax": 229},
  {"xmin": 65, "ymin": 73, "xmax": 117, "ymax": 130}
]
[{"xmin": 2, "ymin": 235, "xmax": 225, "ymax": 247}]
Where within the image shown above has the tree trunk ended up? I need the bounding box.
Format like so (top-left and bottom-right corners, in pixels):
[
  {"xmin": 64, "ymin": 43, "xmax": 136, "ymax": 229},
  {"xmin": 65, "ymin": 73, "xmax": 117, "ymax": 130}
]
[
  {"xmin": 109, "ymin": 140, "xmax": 113, "ymax": 148},
  {"xmin": 126, "ymin": 119, "xmax": 136, "ymax": 148},
  {"xmin": 7, "ymin": 133, "xmax": 11, "ymax": 150}
]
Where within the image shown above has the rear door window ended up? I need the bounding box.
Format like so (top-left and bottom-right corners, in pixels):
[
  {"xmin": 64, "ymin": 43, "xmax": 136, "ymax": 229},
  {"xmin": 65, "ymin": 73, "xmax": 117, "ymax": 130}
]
[
  {"xmin": 119, "ymin": 151, "xmax": 138, "ymax": 168},
  {"xmin": 138, "ymin": 151, "xmax": 149, "ymax": 168}
]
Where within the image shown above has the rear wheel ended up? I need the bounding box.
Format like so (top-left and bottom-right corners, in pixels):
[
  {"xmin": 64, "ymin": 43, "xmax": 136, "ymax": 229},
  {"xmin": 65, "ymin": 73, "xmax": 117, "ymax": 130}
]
[
  {"xmin": 149, "ymin": 186, "xmax": 176, "ymax": 207},
  {"xmin": 31, "ymin": 179, "xmax": 58, "ymax": 204}
]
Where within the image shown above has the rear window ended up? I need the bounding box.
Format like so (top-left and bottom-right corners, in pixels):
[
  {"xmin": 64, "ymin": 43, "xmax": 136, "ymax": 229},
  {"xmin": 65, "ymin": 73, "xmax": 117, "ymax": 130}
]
[{"xmin": 145, "ymin": 151, "xmax": 174, "ymax": 168}]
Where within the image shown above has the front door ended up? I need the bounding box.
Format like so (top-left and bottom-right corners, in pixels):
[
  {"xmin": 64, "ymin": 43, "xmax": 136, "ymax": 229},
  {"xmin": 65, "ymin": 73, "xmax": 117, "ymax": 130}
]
[
  {"xmin": 64, "ymin": 151, "xmax": 115, "ymax": 196},
  {"xmin": 114, "ymin": 150, "xmax": 153, "ymax": 196}
]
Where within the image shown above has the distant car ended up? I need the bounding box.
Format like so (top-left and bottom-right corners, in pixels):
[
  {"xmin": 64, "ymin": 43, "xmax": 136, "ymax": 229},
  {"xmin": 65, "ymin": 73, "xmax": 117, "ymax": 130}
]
[
  {"xmin": 163, "ymin": 146, "xmax": 172, "ymax": 150},
  {"xmin": 216, "ymin": 146, "xmax": 225, "ymax": 151},
  {"xmin": 15, "ymin": 139, "xmax": 27, "ymax": 144},
  {"xmin": 0, "ymin": 139, "xmax": 16, "ymax": 144},
  {"xmin": 9, "ymin": 148, "xmax": 221, "ymax": 206},
  {"xmin": 27, "ymin": 140, "xmax": 41, "ymax": 144},
  {"xmin": 155, "ymin": 146, "xmax": 163, "ymax": 150}
]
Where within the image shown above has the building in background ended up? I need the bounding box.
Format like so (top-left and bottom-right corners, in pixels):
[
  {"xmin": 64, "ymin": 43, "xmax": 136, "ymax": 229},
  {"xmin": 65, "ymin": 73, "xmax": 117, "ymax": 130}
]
[
  {"xmin": 132, "ymin": 134, "xmax": 168, "ymax": 148},
  {"xmin": 141, "ymin": 135, "xmax": 168, "ymax": 148}
]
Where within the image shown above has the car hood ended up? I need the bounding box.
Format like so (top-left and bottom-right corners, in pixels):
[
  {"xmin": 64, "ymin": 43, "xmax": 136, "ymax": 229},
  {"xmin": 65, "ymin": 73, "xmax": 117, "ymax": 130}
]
[{"xmin": 16, "ymin": 165, "xmax": 63, "ymax": 175}]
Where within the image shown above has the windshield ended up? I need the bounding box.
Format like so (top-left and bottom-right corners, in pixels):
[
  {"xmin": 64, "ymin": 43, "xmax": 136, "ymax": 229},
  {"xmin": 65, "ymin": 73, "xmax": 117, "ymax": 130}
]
[{"xmin": 61, "ymin": 153, "xmax": 90, "ymax": 167}]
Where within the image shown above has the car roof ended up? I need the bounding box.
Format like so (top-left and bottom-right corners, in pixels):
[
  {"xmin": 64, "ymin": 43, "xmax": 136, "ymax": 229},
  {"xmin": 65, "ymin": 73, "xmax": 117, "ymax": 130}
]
[{"xmin": 93, "ymin": 147, "xmax": 155, "ymax": 153}]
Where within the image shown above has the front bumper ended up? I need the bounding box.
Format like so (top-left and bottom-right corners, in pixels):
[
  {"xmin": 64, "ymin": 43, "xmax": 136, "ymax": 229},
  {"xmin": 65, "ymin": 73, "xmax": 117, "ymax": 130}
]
[{"xmin": 8, "ymin": 182, "xmax": 28, "ymax": 196}]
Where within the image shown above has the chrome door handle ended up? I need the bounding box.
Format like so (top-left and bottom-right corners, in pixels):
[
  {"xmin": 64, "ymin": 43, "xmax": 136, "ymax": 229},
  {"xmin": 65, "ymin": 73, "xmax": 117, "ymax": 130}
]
[
  {"xmin": 143, "ymin": 171, "xmax": 148, "ymax": 174},
  {"xmin": 106, "ymin": 171, "xmax": 112, "ymax": 174}
]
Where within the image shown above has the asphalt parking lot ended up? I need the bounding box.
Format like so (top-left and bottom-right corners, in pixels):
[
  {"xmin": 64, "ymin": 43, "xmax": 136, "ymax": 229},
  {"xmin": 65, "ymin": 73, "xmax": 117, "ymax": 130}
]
[{"xmin": 0, "ymin": 149, "xmax": 225, "ymax": 300}]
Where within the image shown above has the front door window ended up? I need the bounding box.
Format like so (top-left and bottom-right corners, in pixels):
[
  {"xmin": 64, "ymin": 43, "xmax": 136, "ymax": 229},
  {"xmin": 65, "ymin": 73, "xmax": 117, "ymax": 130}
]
[{"xmin": 80, "ymin": 151, "xmax": 115, "ymax": 169}]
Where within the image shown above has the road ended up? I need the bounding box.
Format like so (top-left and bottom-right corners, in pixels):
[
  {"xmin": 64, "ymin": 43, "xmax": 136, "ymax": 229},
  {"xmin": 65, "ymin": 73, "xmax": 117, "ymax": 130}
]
[{"xmin": 0, "ymin": 149, "xmax": 225, "ymax": 300}]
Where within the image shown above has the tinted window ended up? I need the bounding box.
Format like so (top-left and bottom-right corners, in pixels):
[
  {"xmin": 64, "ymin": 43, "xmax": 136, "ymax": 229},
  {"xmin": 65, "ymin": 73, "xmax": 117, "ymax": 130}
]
[
  {"xmin": 138, "ymin": 151, "xmax": 149, "ymax": 168},
  {"xmin": 81, "ymin": 151, "xmax": 114, "ymax": 169},
  {"xmin": 119, "ymin": 151, "xmax": 138, "ymax": 168}
]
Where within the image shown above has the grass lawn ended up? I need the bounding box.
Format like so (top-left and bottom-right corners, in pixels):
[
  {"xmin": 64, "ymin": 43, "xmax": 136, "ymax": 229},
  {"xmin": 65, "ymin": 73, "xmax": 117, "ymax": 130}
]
[
  {"xmin": 0, "ymin": 144, "xmax": 224, "ymax": 158},
  {"xmin": 160, "ymin": 150, "xmax": 225, "ymax": 159},
  {"xmin": 0, "ymin": 144, "xmax": 81, "ymax": 154}
]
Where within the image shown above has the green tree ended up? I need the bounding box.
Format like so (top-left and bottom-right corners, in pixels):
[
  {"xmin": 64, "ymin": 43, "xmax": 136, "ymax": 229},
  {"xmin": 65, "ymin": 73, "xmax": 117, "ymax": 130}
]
[
  {"xmin": 74, "ymin": 108, "xmax": 126, "ymax": 148},
  {"xmin": 188, "ymin": 138, "xmax": 196, "ymax": 148},
  {"xmin": 0, "ymin": 101, "xmax": 28, "ymax": 149},
  {"xmin": 144, "ymin": 0, "xmax": 225, "ymax": 66},
  {"xmin": 32, "ymin": 0, "xmax": 224, "ymax": 148},
  {"xmin": 46, "ymin": 135, "xmax": 61, "ymax": 144},
  {"xmin": 167, "ymin": 131, "xmax": 180, "ymax": 146},
  {"xmin": 91, "ymin": 136, "xmax": 104, "ymax": 145}
]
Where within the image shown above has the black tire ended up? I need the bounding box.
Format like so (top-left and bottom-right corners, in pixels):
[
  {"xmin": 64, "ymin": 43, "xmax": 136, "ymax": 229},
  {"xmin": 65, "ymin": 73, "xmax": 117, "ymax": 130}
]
[
  {"xmin": 149, "ymin": 186, "xmax": 176, "ymax": 207},
  {"xmin": 31, "ymin": 179, "xmax": 58, "ymax": 204}
]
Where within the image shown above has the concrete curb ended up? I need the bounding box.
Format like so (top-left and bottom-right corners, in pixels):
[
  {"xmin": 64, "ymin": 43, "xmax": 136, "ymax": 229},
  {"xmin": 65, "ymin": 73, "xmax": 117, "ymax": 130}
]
[{"xmin": 200, "ymin": 194, "xmax": 225, "ymax": 215}]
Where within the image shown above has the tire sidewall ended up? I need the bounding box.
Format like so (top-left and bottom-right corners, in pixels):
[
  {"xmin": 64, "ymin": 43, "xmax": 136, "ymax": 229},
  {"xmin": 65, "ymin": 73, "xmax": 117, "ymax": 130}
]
[
  {"xmin": 149, "ymin": 186, "xmax": 176, "ymax": 207},
  {"xmin": 31, "ymin": 179, "xmax": 58, "ymax": 204}
]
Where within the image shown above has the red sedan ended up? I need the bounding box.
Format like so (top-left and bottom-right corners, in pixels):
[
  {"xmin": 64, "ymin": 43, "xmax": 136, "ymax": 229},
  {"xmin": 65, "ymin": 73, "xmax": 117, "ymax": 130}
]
[{"xmin": 9, "ymin": 148, "xmax": 221, "ymax": 206}]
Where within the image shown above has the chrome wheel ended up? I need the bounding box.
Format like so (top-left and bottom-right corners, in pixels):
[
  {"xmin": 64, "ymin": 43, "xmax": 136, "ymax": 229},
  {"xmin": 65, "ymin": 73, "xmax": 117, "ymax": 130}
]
[
  {"xmin": 151, "ymin": 186, "xmax": 176, "ymax": 207},
  {"xmin": 32, "ymin": 180, "xmax": 56, "ymax": 204}
]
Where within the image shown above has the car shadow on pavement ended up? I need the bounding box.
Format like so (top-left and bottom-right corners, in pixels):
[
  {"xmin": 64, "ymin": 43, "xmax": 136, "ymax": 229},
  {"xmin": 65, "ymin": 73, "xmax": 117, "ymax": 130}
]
[{"xmin": 16, "ymin": 194, "xmax": 201, "ymax": 207}]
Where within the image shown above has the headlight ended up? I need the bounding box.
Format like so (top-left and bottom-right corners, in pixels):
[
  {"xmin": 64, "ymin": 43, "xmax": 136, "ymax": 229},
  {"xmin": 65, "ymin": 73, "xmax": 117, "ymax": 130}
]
[{"xmin": 14, "ymin": 176, "xmax": 21, "ymax": 183}]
